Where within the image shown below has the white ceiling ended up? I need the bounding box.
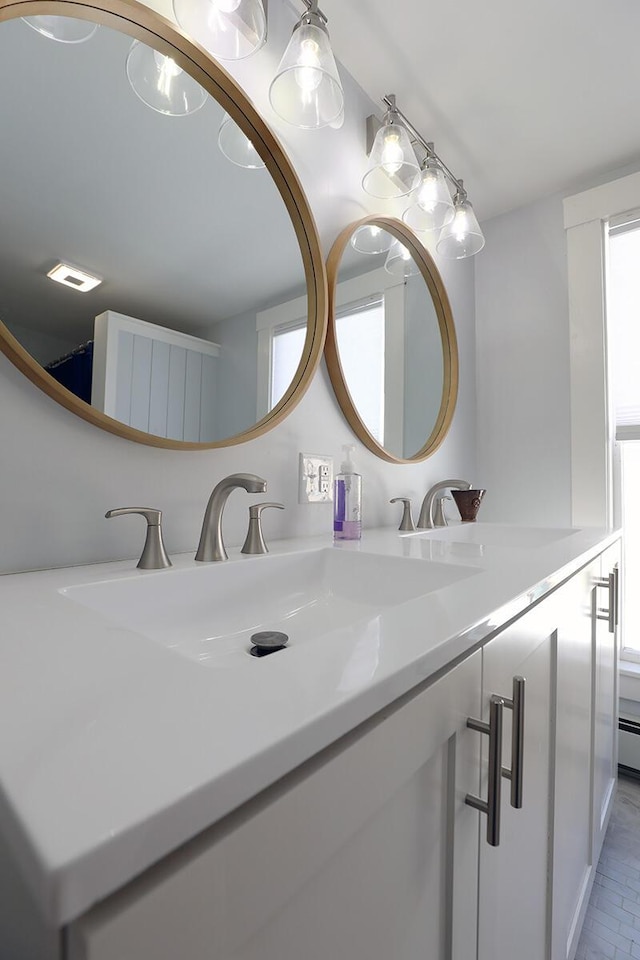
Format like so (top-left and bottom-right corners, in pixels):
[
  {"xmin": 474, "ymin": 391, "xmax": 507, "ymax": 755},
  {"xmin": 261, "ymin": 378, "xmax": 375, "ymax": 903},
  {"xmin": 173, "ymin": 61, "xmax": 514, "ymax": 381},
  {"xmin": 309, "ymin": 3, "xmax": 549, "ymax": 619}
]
[{"xmin": 321, "ymin": 0, "xmax": 640, "ymax": 221}]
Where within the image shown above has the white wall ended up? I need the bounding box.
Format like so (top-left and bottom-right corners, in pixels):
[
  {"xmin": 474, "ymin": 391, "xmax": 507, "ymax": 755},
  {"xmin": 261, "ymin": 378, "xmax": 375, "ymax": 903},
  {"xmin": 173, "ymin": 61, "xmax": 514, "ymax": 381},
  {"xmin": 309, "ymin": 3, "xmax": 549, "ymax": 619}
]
[
  {"xmin": 475, "ymin": 161, "xmax": 640, "ymax": 528},
  {"xmin": 475, "ymin": 193, "xmax": 572, "ymax": 525},
  {"xmin": 0, "ymin": 0, "xmax": 476, "ymax": 574}
]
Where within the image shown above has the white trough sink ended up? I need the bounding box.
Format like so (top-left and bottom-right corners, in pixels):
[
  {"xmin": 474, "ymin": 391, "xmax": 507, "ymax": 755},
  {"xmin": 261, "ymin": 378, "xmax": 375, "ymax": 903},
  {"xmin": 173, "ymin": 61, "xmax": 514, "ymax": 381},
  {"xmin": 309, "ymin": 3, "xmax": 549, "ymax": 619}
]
[{"xmin": 60, "ymin": 548, "xmax": 479, "ymax": 667}]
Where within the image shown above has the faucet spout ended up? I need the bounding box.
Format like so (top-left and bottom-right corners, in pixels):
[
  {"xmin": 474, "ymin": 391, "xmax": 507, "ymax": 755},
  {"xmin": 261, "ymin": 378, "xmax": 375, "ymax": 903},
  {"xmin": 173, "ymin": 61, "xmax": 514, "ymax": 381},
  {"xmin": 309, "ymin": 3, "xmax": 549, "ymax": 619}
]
[
  {"xmin": 417, "ymin": 478, "xmax": 472, "ymax": 529},
  {"xmin": 195, "ymin": 473, "xmax": 267, "ymax": 562}
]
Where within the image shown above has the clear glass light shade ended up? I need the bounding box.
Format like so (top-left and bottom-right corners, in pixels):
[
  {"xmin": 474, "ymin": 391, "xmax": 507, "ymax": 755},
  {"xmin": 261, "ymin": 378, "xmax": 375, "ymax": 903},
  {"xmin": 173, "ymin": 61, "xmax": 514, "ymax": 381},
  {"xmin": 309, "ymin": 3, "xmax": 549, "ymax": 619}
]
[
  {"xmin": 269, "ymin": 20, "xmax": 344, "ymax": 129},
  {"xmin": 172, "ymin": 0, "xmax": 266, "ymax": 60},
  {"xmin": 362, "ymin": 120, "xmax": 420, "ymax": 199},
  {"xmin": 126, "ymin": 42, "xmax": 207, "ymax": 117},
  {"xmin": 384, "ymin": 238, "xmax": 421, "ymax": 277},
  {"xmin": 436, "ymin": 197, "xmax": 485, "ymax": 259},
  {"xmin": 350, "ymin": 224, "xmax": 394, "ymax": 255},
  {"xmin": 22, "ymin": 15, "xmax": 98, "ymax": 43},
  {"xmin": 218, "ymin": 112, "xmax": 265, "ymax": 168},
  {"xmin": 402, "ymin": 161, "xmax": 454, "ymax": 232}
]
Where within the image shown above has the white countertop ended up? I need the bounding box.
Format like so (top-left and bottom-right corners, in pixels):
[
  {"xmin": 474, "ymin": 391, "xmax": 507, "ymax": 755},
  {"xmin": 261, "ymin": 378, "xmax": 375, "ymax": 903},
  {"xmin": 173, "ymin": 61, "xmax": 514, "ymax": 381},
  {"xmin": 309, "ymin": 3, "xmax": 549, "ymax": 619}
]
[{"xmin": 0, "ymin": 523, "xmax": 619, "ymax": 926}]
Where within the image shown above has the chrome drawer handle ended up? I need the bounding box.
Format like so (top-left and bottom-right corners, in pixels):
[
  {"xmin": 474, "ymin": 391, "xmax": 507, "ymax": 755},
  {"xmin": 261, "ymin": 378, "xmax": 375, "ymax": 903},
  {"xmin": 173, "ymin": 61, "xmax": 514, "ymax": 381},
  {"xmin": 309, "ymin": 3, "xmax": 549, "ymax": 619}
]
[
  {"xmin": 596, "ymin": 573, "xmax": 615, "ymax": 633},
  {"xmin": 466, "ymin": 695, "xmax": 504, "ymax": 846},
  {"xmin": 501, "ymin": 676, "xmax": 525, "ymax": 809}
]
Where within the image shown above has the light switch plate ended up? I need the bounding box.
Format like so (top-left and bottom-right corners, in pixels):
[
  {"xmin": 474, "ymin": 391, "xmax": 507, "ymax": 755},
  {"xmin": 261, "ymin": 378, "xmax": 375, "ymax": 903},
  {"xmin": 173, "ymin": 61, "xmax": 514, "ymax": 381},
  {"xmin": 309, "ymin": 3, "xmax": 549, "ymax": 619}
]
[{"xmin": 299, "ymin": 453, "xmax": 333, "ymax": 503}]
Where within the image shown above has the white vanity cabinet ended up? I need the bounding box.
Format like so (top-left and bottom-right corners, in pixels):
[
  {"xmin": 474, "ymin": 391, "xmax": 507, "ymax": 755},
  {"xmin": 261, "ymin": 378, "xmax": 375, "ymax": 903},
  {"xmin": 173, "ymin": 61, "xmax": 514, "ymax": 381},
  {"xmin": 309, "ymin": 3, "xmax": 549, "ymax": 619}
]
[
  {"xmin": 3, "ymin": 534, "xmax": 617, "ymax": 960},
  {"xmin": 67, "ymin": 651, "xmax": 483, "ymax": 960}
]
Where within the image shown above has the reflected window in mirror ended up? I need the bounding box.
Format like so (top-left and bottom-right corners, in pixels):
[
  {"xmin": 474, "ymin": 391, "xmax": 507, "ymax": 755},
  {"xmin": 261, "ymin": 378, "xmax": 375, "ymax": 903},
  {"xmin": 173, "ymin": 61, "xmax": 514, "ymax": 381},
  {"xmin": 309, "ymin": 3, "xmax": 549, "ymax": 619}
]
[
  {"xmin": 271, "ymin": 323, "xmax": 307, "ymax": 409},
  {"xmin": 335, "ymin": 298, "xmax": 385, "ymax": 446}
]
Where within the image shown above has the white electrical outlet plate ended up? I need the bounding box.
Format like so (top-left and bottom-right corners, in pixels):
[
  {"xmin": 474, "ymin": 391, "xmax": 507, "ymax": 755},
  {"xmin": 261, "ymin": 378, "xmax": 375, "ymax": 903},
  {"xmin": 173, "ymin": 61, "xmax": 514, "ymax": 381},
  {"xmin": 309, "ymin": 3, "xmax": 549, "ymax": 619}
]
[{"xmin": 299, "ymin": 453, "xmax": 333, "ymax": 503}]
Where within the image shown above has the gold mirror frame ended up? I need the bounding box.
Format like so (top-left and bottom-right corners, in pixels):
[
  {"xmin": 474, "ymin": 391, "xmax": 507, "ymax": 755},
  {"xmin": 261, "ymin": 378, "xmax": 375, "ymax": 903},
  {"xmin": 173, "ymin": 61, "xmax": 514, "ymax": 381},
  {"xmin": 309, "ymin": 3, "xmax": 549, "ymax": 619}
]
[
  {"xmin": 0, "ymin": 0, "xmax": 328, "ymax": 449},
  {"xmin": 325, "ymin": 216, "xmax": 458, "ymax": 464}
]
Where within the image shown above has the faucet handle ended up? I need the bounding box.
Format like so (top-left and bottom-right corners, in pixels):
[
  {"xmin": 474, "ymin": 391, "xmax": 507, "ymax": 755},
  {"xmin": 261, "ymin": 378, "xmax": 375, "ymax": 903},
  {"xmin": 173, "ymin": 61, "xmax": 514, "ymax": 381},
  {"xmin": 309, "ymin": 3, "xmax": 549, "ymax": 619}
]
[
  {"xmin": 105, "ymin": 507, "xmax": 172, "ymax": 570},
  {"xmin": 390, "ymin": 498, "xmax": 416, "ymax": 532},
  {"xmin": 241, "ymin": 503, "xmax": 285, "ymax": 556},
  {"xmin": 433, "ymin": 496, "xmax": 452, "ymax": 528}
]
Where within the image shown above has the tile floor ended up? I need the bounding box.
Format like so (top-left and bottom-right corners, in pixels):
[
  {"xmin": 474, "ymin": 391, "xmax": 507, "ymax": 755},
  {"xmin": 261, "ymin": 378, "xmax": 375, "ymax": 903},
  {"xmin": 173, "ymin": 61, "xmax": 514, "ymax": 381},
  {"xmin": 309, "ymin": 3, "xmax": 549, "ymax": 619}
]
[{"xmin": 576, "ymin": 774, "xmax": 640, "ymax": 959}]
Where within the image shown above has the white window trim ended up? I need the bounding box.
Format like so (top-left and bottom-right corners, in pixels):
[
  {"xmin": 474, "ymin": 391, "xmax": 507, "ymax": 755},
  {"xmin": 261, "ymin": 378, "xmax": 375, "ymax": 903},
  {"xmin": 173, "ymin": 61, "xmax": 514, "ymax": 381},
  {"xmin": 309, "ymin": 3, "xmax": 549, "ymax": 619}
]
[
  {"xmin": 564, "ymin": 171, "xmax": 640, "ymax": 527},
  {"xmin": 256, "ymin": 293, "xmax": 307, "ymax": 420}
]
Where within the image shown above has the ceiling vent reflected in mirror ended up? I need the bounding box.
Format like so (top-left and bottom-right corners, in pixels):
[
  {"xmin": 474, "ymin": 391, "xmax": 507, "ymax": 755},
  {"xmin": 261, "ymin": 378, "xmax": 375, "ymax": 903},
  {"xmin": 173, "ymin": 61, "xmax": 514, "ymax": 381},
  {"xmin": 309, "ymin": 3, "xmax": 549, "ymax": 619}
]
[{"xmin": 47, "ymin": 263, "xmax": 102, "ymax": 293}]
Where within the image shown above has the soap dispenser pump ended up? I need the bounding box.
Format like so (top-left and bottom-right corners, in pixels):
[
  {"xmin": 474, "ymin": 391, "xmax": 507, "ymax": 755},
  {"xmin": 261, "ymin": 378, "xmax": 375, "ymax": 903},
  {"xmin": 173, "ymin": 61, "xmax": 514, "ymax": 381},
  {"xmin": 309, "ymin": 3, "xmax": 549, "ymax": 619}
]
[{"xmin": 334, "ymin": 444, "xmax": 362, "ymax": 541}]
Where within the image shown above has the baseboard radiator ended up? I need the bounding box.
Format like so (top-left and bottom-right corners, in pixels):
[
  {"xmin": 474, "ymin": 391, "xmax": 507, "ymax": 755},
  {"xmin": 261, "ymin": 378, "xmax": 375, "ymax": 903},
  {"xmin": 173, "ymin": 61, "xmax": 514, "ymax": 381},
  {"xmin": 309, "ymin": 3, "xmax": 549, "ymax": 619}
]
[{"xmin": 619, "ymin": 714, "xmax": 640, "ymax": 777}]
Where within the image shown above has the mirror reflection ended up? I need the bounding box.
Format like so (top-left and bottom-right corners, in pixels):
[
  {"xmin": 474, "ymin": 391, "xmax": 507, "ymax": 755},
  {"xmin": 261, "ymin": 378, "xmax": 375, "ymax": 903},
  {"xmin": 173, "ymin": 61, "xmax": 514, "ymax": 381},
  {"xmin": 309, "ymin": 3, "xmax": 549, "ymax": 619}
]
[
  {"xmin": 0, "ymin": 16, "xmax": 310, "ymax": 444},
  {"xmin": 327, "ymin": 220, "xmax": 456, "ymax": 462}
]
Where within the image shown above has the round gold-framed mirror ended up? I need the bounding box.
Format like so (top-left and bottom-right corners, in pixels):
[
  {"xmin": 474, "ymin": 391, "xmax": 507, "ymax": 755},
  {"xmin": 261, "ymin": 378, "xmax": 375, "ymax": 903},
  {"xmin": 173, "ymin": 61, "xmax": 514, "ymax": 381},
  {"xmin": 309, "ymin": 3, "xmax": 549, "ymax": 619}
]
[
  {"xmin": 0, "ymin": 0, "xmax": 327, "ymax": 448},
  {"xmin": 325, "ymin": 216, "xmax": 458, "ymax": 464}
]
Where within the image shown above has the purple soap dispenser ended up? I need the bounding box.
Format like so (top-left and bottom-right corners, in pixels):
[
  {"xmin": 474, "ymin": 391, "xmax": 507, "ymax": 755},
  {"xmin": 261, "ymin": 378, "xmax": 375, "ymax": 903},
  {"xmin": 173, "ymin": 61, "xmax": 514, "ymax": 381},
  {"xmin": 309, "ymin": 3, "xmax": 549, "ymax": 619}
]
[{"xmin": 333, "ymin": 444, "xmax": 362, "ymax": 541}]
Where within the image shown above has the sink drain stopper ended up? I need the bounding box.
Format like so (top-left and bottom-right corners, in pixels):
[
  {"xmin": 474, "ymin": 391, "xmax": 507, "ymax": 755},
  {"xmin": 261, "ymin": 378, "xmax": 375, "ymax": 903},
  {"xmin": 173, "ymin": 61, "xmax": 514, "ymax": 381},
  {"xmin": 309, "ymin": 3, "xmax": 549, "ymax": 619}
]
[{"xmin": 250, "ymin": 631, "xmax": 289, "ymax": 657}]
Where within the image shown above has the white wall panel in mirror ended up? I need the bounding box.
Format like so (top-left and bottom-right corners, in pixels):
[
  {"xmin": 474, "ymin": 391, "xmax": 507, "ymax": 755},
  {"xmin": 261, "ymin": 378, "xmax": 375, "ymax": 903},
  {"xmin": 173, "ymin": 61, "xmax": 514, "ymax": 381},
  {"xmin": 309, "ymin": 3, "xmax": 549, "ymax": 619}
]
[
  {"xmin": 0, "ymin": 1, "xmax": 327, "ymax": 448},
  {"xmin": 325, "ymin": 218, "xmax": 457, "ymax": 463}
]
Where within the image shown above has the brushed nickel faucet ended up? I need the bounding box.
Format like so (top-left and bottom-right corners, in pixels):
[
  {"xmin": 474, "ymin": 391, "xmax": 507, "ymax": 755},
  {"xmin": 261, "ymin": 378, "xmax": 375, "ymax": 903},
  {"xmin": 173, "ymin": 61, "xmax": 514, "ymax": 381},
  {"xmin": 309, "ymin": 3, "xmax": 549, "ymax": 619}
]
[
  {"xmin": 195, "ymin": 473, "xmax": 267, "ymax": 562},
  {"xmin": 418, "ymin": 479, "xmax": 472, "ymax": 529}
]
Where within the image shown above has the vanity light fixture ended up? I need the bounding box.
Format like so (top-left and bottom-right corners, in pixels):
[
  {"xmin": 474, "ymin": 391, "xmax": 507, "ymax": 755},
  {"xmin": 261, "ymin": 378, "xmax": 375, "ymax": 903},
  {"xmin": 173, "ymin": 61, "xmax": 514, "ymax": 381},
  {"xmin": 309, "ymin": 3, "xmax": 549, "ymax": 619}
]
[
  {"xmin": 125, "ymin": 41, "xmax": 207, "ymax": 116},
  {"xmin": 269, "ymin": 0, "xmax": 344, "ymax": 129},
  {"xmin": 172, "ymin": 0, "xmax": 266, "ymax": 61},
  {"xmin": 384, "ymin": 238, "xmax": 420, "ymax": 278},
  {"xmin": 218, "ymin": 112, "xmax": 266, "ymax": 168},
  {"xmin": 22, "ymin": 14, "xmax": 97, "ymax": 42},
  {"xmin": 47, "ymin": 263, "xmax": 102, "ymax": 293},
  {"xmin": 364, "ymin": 95, "xmax": 485, "ymax": 258}
]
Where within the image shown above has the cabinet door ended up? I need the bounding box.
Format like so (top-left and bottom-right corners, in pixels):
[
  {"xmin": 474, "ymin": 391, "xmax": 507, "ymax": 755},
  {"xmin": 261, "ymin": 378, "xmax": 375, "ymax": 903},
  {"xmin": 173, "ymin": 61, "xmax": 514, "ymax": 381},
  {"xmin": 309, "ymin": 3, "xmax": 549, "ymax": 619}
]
[
  {"xmin": 592, "ymin": 543, "xmax": 619, "ymax": 859},
  {"xmin": 551, "ymin": 561, "xmax": 596, "ymax": 960},
  {"xmin": 478, "ymin": 598, "xmax": 556, "ymax": 960},
  {"xmin": 67, "ymin": 652, "xmax": 482, "ymax": 960}
]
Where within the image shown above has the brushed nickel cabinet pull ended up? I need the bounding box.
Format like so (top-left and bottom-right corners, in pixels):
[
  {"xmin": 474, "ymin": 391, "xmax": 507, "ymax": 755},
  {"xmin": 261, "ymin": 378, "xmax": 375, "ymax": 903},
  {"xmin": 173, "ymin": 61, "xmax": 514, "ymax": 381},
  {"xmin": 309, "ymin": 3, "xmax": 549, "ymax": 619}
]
[
  {"xmin": 501, "ymin": 676, "xmax": 526, "ymax": 808},
  {"xmin": 595, "ymin": 574, "xmax": 615, "ymax": 633},
  {"xmin": 466, "ymin": 695, "xmax": 505, "ymax": 846}
]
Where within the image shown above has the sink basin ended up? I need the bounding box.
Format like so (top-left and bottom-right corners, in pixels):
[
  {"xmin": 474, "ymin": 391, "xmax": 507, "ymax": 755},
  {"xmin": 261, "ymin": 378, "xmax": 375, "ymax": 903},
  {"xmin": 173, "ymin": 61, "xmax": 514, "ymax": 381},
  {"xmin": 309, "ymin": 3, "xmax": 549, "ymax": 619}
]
[
  {"xmin": 411, "ymin": 523, "xmax": 576, "ymax": 549},
  {"xmin": 60, "ymin": 548, "xmax": 479, "ymax": 667}
]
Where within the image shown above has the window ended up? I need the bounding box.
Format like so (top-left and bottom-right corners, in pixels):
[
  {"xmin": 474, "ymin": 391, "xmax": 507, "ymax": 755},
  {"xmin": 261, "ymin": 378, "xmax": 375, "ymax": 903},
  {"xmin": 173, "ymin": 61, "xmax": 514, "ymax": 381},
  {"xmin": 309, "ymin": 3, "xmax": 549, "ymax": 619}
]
[{"xmin": 607, "ymin": 217, "xmax": 640, "ymax": 659}]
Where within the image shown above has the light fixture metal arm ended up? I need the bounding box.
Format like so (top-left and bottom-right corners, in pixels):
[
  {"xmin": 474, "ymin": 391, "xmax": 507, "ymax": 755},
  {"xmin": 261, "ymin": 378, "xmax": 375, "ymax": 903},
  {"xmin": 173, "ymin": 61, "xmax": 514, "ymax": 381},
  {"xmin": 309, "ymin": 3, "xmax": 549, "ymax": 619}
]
[
  {"xmin": 381, "ymin": 93, "xmax": 465, "ymax": 198},
  {"xmin": 301, "ymin": 0, "xmax": 328, "ymax": 24}
]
